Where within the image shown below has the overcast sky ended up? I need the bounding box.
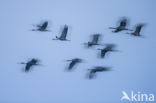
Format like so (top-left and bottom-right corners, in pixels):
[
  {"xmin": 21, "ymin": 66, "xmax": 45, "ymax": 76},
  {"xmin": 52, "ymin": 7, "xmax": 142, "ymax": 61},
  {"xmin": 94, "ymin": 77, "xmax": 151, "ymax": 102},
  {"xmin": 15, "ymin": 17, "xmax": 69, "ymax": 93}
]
[{"xmin": 0, "ymin": 0, "xmax": 156, "ymax": 103}]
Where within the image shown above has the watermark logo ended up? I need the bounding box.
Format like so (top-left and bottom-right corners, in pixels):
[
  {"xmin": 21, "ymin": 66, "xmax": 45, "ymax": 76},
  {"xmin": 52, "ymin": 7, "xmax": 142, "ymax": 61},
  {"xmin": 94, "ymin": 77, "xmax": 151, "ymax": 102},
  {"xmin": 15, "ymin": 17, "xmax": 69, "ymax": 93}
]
[{"xmin": 121, "ymin": 91, "xmax": 155, "ymax": 102}]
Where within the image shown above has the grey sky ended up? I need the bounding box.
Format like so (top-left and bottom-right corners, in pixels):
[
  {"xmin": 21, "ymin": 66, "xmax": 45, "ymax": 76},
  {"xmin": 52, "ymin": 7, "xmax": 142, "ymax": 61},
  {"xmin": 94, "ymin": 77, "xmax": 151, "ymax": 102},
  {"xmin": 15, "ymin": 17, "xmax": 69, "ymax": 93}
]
[{"xmin": 0, "ymin": 0, "xmax": 156, "ymax": 103}]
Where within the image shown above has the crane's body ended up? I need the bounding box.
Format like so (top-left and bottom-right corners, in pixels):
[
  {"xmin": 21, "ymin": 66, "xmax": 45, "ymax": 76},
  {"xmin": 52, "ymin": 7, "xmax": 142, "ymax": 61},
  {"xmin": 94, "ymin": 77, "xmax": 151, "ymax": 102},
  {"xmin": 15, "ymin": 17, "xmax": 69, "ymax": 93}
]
[
  {"xmin": 85, "ymin": 34, "xmax": 101, "ymax": 47},
  {"xmin": 98, "ymin": 44, "xmax": 116, "ymax": 58},
  {"xmin": 88, "ymin": 66, "xmax": 110, "ymax": 79},
  {"xmin": 53, "ymin": 25, "xmax": 70, "ymax": 41},
  {"xmin": 67, "ymin": 58, "xmax": 82, "ymax": 70},
  {"xmin": 109, "ymin": 18, "xmax": 132, "ymax": 32},
  {"xmin": 128, "ymin": 24, "xmax": 144, "ymax": 36},
  {"xmin": 32, "ymin": 21, "xmax": 50, "ymax": 32},
  {"xmin": 20, "ymin": 59, "xmax": 40, "ymax": 72}
]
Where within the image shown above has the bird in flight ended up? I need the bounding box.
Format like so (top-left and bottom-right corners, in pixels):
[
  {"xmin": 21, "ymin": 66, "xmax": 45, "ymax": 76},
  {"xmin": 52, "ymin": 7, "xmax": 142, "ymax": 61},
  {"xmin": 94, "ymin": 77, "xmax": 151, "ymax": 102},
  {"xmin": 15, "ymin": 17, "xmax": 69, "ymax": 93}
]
[
  {"xmin": 19, "ymin": 58, "xmax": 40, "ymax": 72},
  {"xmin": 53, "ymin": 25, "xmax": 70, "ymax": 41},
  {"xmin": 127, "ymin": 24, "xmax": 145, "ymax": 37},
  {"xmin": 84, "ymin": 34, "xmax": 102, "ymax": 47},
  {"xmin": 66, "ymin": 58, "xmax": 83, "ymax": 71},
  {"xmin": 109, "ymin": 17, "xmax": 132, "ymax": 33},
  {"xmin": 32, "ymin": 21, "xmax": 50, "ymax": 32},
  {"xmin": 88, "ymin": 66, "xmax": 111, "ymax": 79},
  {"xmin": 97, "ymin": 44, "xmax": 117, "ymax": 58}
]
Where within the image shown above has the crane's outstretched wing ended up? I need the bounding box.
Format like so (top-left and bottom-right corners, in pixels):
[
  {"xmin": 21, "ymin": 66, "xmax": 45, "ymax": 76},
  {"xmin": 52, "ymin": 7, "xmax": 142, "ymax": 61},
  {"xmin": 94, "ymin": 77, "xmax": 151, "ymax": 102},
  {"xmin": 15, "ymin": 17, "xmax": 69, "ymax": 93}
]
[
  {"xmin": 119, "ymin": 18, "xmax": 127, "ymax": 27},
  {"xmin": 134, "ymin": 24, "xmax": 144, "ymax": 34},
  {"xmin": 60, "ymin": 25, "xmax": 68, "ymax": 39},
  {"xmin": 92, "ymin": 34, "xmax": 100, "ymax": 44},
  {"xmin": 68, "ymin": 61, "xmax": 76, "ymax": 70},
  {"xmin": 40, "ymin": 21, "xmax": 48, "ymax": 30},
  {"xmin": 25, "ymin": 64, "xmax": 32, "ymax": 72},
  {"xmin": 88, "ymin": 71, "xmax": 96, "ymax": 79}
]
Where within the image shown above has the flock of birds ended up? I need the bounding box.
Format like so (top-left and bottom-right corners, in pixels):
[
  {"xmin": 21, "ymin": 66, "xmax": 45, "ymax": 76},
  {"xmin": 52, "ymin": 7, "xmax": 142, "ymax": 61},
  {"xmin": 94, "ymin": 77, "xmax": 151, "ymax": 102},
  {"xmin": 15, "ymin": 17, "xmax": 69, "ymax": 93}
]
[{"xmin": 19, "ymin": 17, "xmax": 145, "ymax": 79}]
